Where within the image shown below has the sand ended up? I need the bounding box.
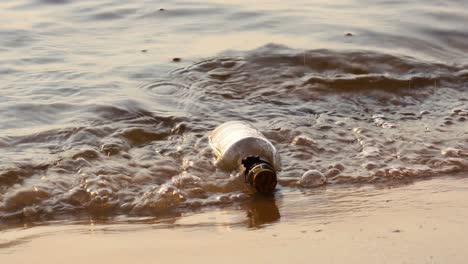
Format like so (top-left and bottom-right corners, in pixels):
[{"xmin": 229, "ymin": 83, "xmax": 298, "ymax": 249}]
[{"xmin": 2, "ymin": 176, "xmax": 468, "ymax": 264}]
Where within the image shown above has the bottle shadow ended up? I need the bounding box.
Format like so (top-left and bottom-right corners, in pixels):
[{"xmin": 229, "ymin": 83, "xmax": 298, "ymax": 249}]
[{"xmin": 243, "ymin": 193, "xmax": 281, "ymax": 228}]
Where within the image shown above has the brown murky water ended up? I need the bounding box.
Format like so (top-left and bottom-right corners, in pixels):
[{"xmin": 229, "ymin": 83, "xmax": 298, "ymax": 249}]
[{"xmin": 1, "ymin": 0, "xmax": 467, "ymax": 262}]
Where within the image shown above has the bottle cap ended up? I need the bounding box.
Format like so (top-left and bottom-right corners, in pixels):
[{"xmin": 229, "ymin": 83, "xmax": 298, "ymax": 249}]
[{"xmin": 247, "ymin": 162, "xmax": 277, "ymax": 193}]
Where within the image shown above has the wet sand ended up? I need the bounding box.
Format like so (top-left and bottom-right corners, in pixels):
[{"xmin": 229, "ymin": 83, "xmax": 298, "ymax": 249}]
[{"xmin": 2, "ymin": 176, "xmax": 468, "ymax": 263}]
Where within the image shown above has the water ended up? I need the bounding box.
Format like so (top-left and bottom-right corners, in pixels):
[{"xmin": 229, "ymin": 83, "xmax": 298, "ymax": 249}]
[{"xmin": 0, "ymin": 0, "xmax": 467, "ymax": 228}]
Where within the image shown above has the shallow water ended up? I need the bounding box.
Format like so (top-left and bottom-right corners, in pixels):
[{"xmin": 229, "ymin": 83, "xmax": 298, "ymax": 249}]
[{"xmin": 0, "ymin": 0, "xmax": 467, "ymax": 228}]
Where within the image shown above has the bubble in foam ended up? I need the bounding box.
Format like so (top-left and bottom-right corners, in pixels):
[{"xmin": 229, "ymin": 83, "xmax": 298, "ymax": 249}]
[
  {"xmin": 324, "ymin": 168, "xmax": 341, "ymax": 177},
  {"xmin": 372, "ymin": 165, "xmax": 433, "ymax": 179},
  {"xmin": 299, "ymin": 170, "xmax": 327, "ymax": 187},
  {"xmin": 353, "ymin": 127, "xmax": 366, "ymax": 134},
  {"xmin": 441, "ymin": 148, "xmax": 468, "ymax": 157},
  {"xmin": 71, "ymin": 147, "xmax": 100, "ymax": 160},
  {"xmin": 372, "ymin": 114, "xmax": 396, "ymax": 128},
  {"xmin": 131, "ymin": 184, "xmax": 187, "ymax": 214},
  {"xmin": 181, "ymin": 157, "xmax": 194, "ymax": 171},
  {"xmin": 291, "ymin": 135, "xmax": 316, "ymax": 146},
  {"xmin": 231, "ymin": 192, "xmax": 249, "ymax": 200},
  {"xmin": 446, "ymin": 158, "xmax": 468, "ymax": 168},
  {"xmin": 444, "ymin": 120, "xmax": 454, "ymax": 125},
  {"xmin": 171, "ymin": 174, "xmax": 201, "ymax": 188},
  {"xmin": 335, "ymin": 121, "xmax": 346, "ymax": 126},
  {"xmin": 362, "ymin": 162, "xmax": 379, "ymax": 170},
  {"xmin": 361, "ymin": 146, "xmax": 381, "ymax": 157},
  {"xmin": 451, "ymin": 109, "xmax": 467, "ymax": 115},
  {"xmin": 100, "ymin": 140, "xmax": 128, "ymax": 156},
  {"xmin": 372, "ymin": 114, "xmax": 385, "ymax": 119},
  {"xmin": 216, "ymin": 194, "xmax": 232, "ymax": 203}
]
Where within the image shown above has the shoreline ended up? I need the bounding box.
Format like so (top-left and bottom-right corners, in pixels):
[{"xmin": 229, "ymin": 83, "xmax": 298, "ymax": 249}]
[{"xmin": 2, "ymin": 176, "xmax": 468, "ymax": 263}]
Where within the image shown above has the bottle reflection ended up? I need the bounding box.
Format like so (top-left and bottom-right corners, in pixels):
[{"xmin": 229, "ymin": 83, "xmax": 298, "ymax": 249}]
[{"xmin": 245, "ymin": 193, "xmax": 280, "ymax": 228}]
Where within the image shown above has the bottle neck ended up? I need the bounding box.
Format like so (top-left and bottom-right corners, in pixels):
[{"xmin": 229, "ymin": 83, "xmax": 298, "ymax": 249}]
[
  {"xmin": 241, "ymin": 156, "xmax": 277, "ymax": 193},
  {"xmin": 242, "ymin": 156, "xmax": 268, "ymax": 180}
]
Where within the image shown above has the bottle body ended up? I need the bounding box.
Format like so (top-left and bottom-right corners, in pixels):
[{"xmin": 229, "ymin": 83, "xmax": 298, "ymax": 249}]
[
  {"xmin": 209, "ymin": 121, "xmax": 281, "ymax": 171},
  {"xmin": 209, "ymin": 121, "xmax": 281, "ymax": 193}
]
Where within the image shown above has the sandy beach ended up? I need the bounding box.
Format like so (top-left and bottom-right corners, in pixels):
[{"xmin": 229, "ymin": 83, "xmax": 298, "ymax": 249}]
[{"xmin": 2, "ymin": 176, "xmax": 468, "ymax": 263}]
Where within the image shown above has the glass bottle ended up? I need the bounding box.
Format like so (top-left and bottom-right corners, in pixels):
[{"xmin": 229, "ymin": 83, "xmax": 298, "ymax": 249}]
[{"xmin": 209, "ymin": 121, "xmax": 281, "ymax": 193}]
